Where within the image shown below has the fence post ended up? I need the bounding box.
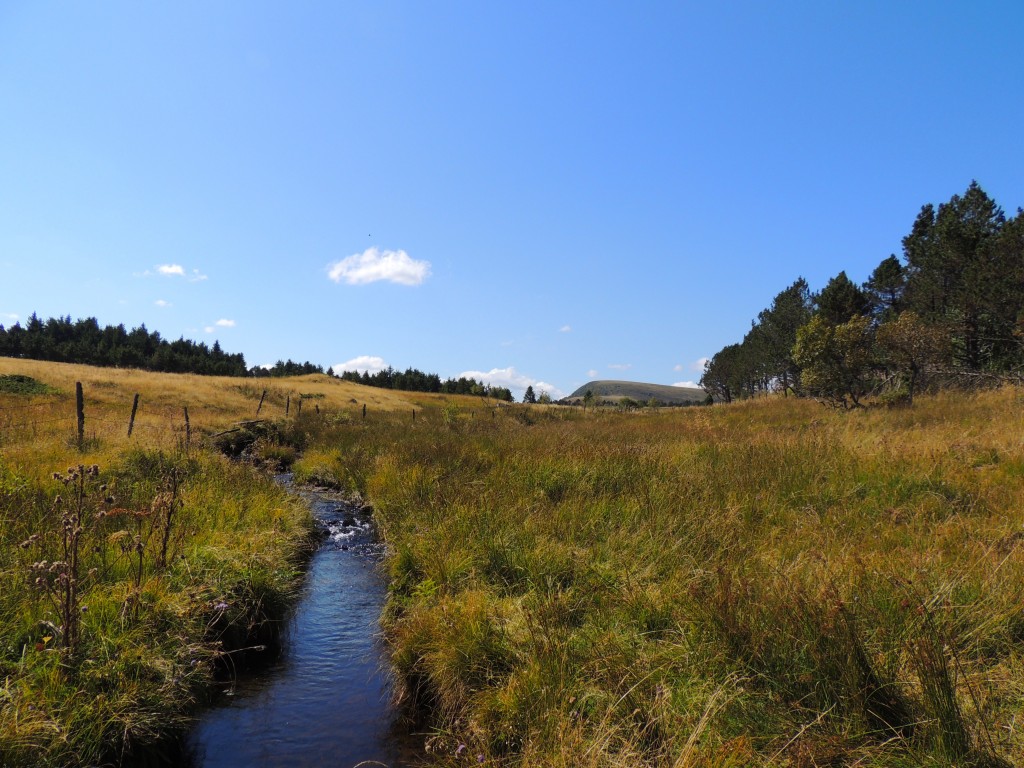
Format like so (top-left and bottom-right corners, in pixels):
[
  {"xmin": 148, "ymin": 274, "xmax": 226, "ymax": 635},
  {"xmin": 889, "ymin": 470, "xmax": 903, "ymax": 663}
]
[
  {"xmin": 412, "ymin": 409, "xmax": 416, "ymax": 422},
  {"xmin": 75, "ymin": 382, "xmax": 85, "ymax": 450},
  {"xmin": 128, "ymin": 393, "xmax": 140, "ymax": 437},
  {"xmin": 315, "ymin": 403, "xmax": 320, "ymax": 415},
  {"xmin": 256, "ymin": 389, "xmax": 267, "ymax": 416},
  {"xmin": 297, "ymin": 398, "xmax": 302, "ymax": 416},
  {"xmin": 184, "ymin": 406, "xmax": 191, "ymax": 451},
  {"xmin": 286, "ymin": 395, "xmax": 290, "ymax": 416},
  {"xmin": 362, "ymin": 403, "xmax": 366, "ymax": 420}
]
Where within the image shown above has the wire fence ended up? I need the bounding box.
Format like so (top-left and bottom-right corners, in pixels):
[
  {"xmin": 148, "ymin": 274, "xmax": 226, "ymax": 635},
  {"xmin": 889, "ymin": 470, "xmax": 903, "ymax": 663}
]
[{"xmin": 0, "ymin": 382, "xmax": 385, "ymax": 451}]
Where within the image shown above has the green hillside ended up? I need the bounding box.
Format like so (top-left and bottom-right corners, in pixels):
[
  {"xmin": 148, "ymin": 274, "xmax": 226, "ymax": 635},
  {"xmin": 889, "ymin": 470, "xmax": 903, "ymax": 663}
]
[{"xmin": 566, "ymin": 379, "xmax": 706, "ymax": 405}]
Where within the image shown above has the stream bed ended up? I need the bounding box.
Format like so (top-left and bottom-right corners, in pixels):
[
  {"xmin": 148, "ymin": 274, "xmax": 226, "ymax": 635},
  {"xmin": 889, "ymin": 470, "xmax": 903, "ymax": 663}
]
[{"xmin": 186, "ymin": 479, "xmax": 417, "ymax": 767}]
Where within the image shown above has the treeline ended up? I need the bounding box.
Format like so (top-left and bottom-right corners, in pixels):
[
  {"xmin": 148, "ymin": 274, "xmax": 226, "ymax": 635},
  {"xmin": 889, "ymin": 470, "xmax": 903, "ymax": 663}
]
[
  {"xmin": 701, "ymin": 181, "xmax": 1024, "ymax": 407},
  {"xmin": 338, "ymin": 367, "xmax": 515, "ymax": 401},
  {"xmin": 0, "ymin": 314, "xmax": 249, "ymax": 376},
  {"xmin": 251, "ymin": 360, "xmax": 324, "ymax": 377}
]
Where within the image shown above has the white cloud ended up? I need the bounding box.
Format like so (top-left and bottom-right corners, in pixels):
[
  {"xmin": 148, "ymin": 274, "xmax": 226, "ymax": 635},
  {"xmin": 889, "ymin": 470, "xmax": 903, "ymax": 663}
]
[
  {"xmin": 673, "ymin": 380, "xmax": 700, "ymax": 389},
  {"xmin": 587, "ymin": 369, "xmax": 598, "ymax": 378},
  {"xmin": 673, "ymin": 363, "xmax": 684, "ymax": 371},
  {"xmin": 214, "ymin": 318, "xmax": 235, "ymax": 328},
  {"xmin": 692, "ymin": 357, "xmax": 710, "ymax": 371},
  {"xmin": 327, "ymin": 247, "xmax": 431, "ymax": 286},
  {"xmin": 154, "ymin": 299, "xmax": 172, "ymax": 308},
  {"xmin": 1, "ymin": 312, "xmax": 19, "ymax": 322},
  {"xmin": 203, "ymin": 326, "xmax": 214, "ymax": 333},
  {"xmin": 559, "ymin": 325, "xmax": 572, "ymax": 333},
  {"xmin": 333, "ymin": 355, "xmax": 389, "ymax": 374},
  {"xmin": 145, "ymin": 264, "xmax": 208, "ymax": 282},
  {"xmin": 457, "ymin": 366, "xmax": 565, "ymax": 400},
  {"xmin": 608, "ymin": 363, "xmax": 632, "ymax": 371}
]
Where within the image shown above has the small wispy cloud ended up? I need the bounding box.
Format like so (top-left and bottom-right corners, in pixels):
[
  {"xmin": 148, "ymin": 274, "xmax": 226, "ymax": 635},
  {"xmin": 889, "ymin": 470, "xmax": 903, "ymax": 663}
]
[
  {"xmin": 673, "ymin": 380, "xmax": 700, "ymax": 389},
  {"xmin": 559, "ymin": 325, "xmax": 572, "ymax": 333},
  {"xmin": 215, "ymin": 318, "xmax": 235, "ymax": 328},
  {"xmin": 333, "ymin": 355, "xmax": 389, "ymax": 374},
  {"xmin": 587, "ymin": 369, "xmax": 598, "ymax": 378},
  {"xmin": 139, "ymin": 264, "xmax": 208, "ymax": 282},
  {"xmin": 608, "ymin": 363, "xmax": 632, "ymax": 371},
  {"xmin": 458, "ymin": 366, "xmax": 564, "ymax": 400},
  {"xmin": 675, "ymin": 358, "xmax": 709, "ymax": 372},
  {"xmin": 327, "ymin": 247, "xmax": 431, "ymax": 286},
  {"xmin": 154, "ymin": 299, "xmax": 172, "ymax": 308},
  {"xmin": 1, "ymin": 312, "xmax": 19, "ymax": 323},
  {"xmin": 204, "ymin": 326, "xmax": 214, "ymax": 333}
]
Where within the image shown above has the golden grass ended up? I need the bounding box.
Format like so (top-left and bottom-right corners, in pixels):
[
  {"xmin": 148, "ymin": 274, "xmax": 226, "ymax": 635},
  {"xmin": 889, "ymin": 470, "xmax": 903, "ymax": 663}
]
[
  {"xmin": 7, "ymin": 358, "xmax": 1024, "ymax": 766},
  {"xmin": 288, "ymin": 387, "xmax": 1024, "ymax": 767}
]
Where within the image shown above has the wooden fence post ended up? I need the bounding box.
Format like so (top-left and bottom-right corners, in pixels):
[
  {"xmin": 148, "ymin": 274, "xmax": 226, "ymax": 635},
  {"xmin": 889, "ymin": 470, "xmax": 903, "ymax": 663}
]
[
  {"xmin": 184, "ymin": 406, "xmax": 191, "ymax": 451},
  {"xmin": 315, "ymin": 403, "xmax": 320, "ymax": 415},
  {"xmin": 412, "ymin": 409, "xmax": 416, "ymax": 422},
  {"xmin": 286, "ymin": 395, "xmax": 290, "ymax": 416},
  {"xmin": 75, "ymin": 382, "xmax": 85, "ymax": 450},
  {"xmin": 256, "ymin": 389, "xmax": 267, "ymax": 416},
  {"xmin": 128, "ymin": 393, "xmax": 139, "ymax": 437},
  {"xmin": 362, "ymin": 403, "xmax": 366, "ymax": 420},
  {"xmin": 297, "ymin": 398, "xmax": 302, "ymax": 416}
]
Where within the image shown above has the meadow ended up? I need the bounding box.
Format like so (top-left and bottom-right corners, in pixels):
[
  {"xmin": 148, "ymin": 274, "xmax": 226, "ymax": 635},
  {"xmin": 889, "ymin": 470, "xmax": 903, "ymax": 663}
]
[
  {"xmin": 3, "ymin": 358, "xmax": 1024, "ymax": 766},
  {"xmin": 294, "ymin": 387, "xmax": 1024, "ymax": 767}
]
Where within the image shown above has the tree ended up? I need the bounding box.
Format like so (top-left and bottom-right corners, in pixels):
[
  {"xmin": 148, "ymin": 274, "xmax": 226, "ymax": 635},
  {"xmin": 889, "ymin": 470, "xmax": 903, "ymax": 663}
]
[
  {"xmin": 523, "ymin": 385, "xmax": 536, "ymax": 404},
  {"xmin": 865, "ymin": 255, "xmax": 906, "ymax": 321},
  {"xmin": 902, "ymin": 181, "xmax": 1007, "ymax": 369},
  {"xmin": 757, "ymin": 278, "xmax": 814, "ymax": 394},
  {"xmin": 816, "ymin": 271, "xmax": 871, "ymax": 325},
  {"xmin": 538, "ymin": 391, "xmax": 552, "ymax": 405},
  {"xmin": 792, "ymin": 314, "xmax": 875, "ymax": 408},
  {"xmin": 876, "ymin": 311, "xmax": 950, "ymax": 405},
  {"xmin": 700, "ymin": 344, "xmax": 746, "ymax": 403},
  {"xmin": 582, "ymin": 389, "xmax": 594, "ymax": 411}
]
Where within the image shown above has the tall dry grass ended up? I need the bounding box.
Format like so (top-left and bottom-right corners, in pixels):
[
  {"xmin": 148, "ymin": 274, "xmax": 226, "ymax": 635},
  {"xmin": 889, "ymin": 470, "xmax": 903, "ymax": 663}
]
[{"xmin": 291, "ymin": 388, "xmax": 1024, "ymax": 766}]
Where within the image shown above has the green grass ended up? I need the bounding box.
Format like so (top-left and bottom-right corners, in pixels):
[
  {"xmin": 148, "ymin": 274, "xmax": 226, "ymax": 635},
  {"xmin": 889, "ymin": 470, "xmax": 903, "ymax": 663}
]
[{"xmin": 0, "ymin": 374, "xmax": 56, "ymax": 395}]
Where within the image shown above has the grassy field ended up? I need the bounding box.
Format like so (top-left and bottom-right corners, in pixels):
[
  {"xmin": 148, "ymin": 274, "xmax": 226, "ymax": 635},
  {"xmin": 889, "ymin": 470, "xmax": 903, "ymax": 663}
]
[
  {"xmin": 293, "ymin": 387, "xmax": 1024, "ymax": 767},
  {"xmin": 4, "ymin": 358, "xmax": 1024, "ymax": 766}
]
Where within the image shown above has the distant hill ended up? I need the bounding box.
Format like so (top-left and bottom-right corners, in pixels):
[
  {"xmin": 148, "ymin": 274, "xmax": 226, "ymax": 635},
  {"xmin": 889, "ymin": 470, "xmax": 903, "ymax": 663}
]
[{"xmin": 565, "ymin": 380, "xmax": 707, "ymax": 405}]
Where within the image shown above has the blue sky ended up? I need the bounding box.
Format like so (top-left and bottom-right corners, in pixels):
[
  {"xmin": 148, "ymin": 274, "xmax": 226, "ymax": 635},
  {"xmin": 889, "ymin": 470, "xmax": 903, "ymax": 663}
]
[{"xmin": 2, "ymin": 3, "xmax": 1022, "ymax": 398}]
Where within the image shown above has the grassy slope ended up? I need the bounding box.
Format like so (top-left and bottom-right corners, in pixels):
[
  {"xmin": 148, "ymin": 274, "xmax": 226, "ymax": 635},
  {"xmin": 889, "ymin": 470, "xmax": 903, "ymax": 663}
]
[{"xmin": 293, "ymin": 388, "xmax": 1024, "ymax": 767}]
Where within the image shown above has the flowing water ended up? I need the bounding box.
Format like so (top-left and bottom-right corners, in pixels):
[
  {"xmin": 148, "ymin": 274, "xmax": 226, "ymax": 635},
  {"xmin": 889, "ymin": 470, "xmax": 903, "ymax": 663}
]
[{"xmin": 187, "ymin": 480, "xmax": 417, "ymax": 767}]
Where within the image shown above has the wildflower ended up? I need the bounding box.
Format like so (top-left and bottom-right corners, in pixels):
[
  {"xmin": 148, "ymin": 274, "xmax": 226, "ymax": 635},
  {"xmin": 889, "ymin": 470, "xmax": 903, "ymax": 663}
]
[{"xmin": 456, "ymin": 744, "xmax": 466, "ymax": 755}]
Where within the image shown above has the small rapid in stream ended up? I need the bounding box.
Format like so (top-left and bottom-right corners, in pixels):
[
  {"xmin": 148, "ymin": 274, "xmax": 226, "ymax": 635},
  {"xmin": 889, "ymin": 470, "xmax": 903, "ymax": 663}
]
[{"xmin": 186, "ymin": 478, "xmax": 416, "ymax": 767}]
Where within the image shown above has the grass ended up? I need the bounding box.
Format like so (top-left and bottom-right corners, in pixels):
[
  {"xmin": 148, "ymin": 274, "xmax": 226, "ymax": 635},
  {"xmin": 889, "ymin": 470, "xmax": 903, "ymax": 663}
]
[
  {"xmin": 0, "ymin": 359, "xmax": 411, "ymax": 766},
  {"xmin": 290, "ymin": 387, "xmax": 1024, "ymax": 766},
  {"xmin": 5, "ymin": 357, "xmax": 1024, "ymax": 766}
]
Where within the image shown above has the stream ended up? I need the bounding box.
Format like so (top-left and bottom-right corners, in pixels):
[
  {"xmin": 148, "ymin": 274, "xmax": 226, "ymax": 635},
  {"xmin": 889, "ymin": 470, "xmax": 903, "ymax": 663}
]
[{"xmin": 186, "ymin": 478, "xmax": 417, "ymax": 767}]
